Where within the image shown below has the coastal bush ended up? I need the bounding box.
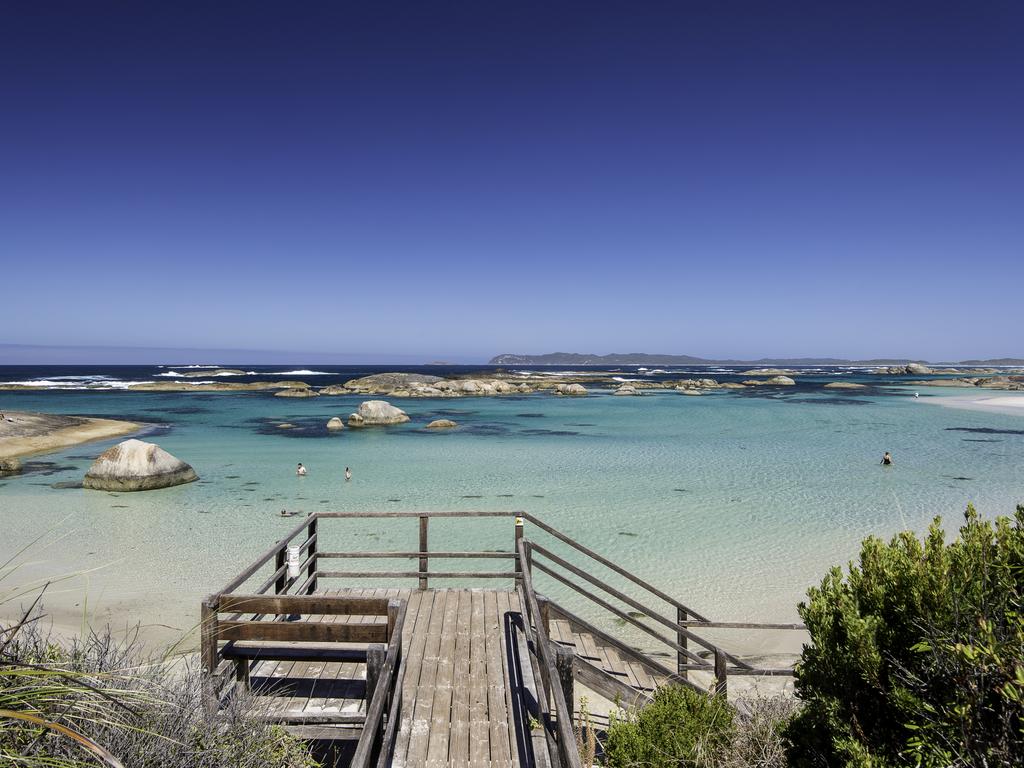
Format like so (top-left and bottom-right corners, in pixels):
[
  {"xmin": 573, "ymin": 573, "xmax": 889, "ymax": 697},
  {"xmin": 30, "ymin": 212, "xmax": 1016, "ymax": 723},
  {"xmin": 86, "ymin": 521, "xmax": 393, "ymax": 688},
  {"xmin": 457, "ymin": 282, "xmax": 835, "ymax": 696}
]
[
  {"xmin": 0, "ymin": 615, "xmax": 319, "ymax": 768},
  {"xmin": 787, "ymin": 504, "xmax": 1024, "ymax": 767},
  {"xmin": 603, "ymin": 684, "xmax": 735, "ymax": 767}
]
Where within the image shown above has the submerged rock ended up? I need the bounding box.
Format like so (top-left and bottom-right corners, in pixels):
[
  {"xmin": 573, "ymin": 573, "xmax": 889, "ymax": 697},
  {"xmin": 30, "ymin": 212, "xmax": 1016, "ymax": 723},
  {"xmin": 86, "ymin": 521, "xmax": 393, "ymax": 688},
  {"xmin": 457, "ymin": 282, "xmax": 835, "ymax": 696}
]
[
  {"xmin": 425, "ymin": 419, "xmax": 458, "ymax": 429},
  {"xmin": 326, "ymin": 417, "xmax": 345, "ymax": 430},
  {"xmin": 823, "ymin": 382, "xmax": 868, "ymax": 390},
  {"xmin": 83, "ymin": 439, "xmax": 198, "ymax": 492},
  {"xmin": 348, "ymin": 400, "xmax": 410, "ymax": 427}
]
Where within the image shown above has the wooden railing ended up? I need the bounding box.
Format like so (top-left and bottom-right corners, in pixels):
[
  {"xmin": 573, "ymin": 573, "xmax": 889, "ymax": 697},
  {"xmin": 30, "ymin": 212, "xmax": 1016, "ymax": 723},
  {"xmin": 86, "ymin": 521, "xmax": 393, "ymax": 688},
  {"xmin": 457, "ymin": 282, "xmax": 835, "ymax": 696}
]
[{"xmin": 204, "ymin": 510, "xmax": 805, "ymax": 767}]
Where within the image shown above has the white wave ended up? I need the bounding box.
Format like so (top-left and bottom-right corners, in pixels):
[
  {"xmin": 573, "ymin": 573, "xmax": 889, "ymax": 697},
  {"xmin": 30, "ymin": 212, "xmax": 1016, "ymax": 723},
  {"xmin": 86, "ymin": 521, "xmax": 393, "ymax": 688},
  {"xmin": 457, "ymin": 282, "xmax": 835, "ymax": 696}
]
[
  {"xmin": 272, "ymin": 369, "xmax": 333, "ymax": 376},
  {"xmin": 157, "ymin": 370, "xmax": 257, "ymax": 377},
  {"xmin": 2, "ymin": 379, "xmax": 155, "ymax": 390}
]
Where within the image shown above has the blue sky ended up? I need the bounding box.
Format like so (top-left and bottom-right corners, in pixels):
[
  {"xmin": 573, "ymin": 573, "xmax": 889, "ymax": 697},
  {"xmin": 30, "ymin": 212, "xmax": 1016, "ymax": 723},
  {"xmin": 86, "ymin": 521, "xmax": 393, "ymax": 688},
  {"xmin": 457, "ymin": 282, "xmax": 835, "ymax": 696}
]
[{"xmin": 2, "ymin": 1, "xmax": 1022, "ymax": 363}]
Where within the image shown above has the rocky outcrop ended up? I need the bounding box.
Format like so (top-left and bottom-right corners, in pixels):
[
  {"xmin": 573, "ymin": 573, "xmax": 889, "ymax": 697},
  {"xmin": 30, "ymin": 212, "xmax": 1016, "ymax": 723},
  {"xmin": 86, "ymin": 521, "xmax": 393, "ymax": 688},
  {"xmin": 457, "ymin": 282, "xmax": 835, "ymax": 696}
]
[
  {"xmin": 348, "ymin": 400, "xmax": 410, "ymax": 427},
  {"xmin": 614, "ymin": 385, "xmax": 640, "ymax": 396},
  {"xmin": 425, "ymin": 419, "xmax": 458, "ymax": 429},
  {"xmin": 677, "ymin": 388, "xmax": 703, "ymax": 395},
  {"xmin": 0, "ymin": 457, "xmax": 22, "ymax": 475},
  {"xmin": 83, "ymin": 439, "xmax": 197, "ymax": 492},
  {"xmin": 274, "ymin": 387, "xmax": 319, "ymax": 398},
  {"xmin": 905, "ymin": 363, "xmax": 933, "ymax": 375},
  {"xmin": 326, "ymin": 417, "xmax": 345, "ymax": 430},
  {"xmin": 337, "ymin": 373, "xmax": 445, "ymax": 393},
  {"xmin": 555, "ymin": 383, "xmax": 588, "ymax": 396},
  {"xmin": 743, "ymin": 376, "xmax": 796, "ymax": 386},
  {"xmin": 823, "ymin": 382, "xmax": 868, "ymax": 389}
]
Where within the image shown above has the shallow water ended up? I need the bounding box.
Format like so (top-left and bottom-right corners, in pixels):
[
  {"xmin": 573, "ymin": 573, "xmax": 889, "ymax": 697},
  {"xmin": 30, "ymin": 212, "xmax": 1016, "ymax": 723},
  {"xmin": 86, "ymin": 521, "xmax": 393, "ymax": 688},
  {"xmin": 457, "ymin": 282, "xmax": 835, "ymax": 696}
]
[{"xmin": 2, "ymin": 368, "xmax": 1022, "ymax": 655}]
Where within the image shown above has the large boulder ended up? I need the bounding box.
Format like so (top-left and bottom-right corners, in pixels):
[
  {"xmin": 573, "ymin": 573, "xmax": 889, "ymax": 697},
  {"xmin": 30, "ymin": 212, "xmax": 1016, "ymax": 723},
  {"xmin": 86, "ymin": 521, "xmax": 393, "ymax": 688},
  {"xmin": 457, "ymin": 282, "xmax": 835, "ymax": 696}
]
[
  {"xmin": 326, "ymin": 417, "xmax": 345, "ymax": 430},
  {"xmin": 83, "ymin": 439, "xmax": 197, "ymax": 492},
  {"xmin": 340, "ymin": 373, "xmax": 444, "ymax": 394},
  {"xmin": 905, "ymin": 363, "xmax": 933, "ymax": 375},
  {"xmin": 348, "ymin": 400, "xmax": 410, "ymax": 427},
  {"xmin": 555, "ymin": 383, "xmax": 588, "ymax": 396},
  {"xmin": 823, "ymin": 382, "xmax": 868, "ymax": 389},
  {"xmin": 614, "ymin": 385, "xmax": 640, "ymax": 396}
]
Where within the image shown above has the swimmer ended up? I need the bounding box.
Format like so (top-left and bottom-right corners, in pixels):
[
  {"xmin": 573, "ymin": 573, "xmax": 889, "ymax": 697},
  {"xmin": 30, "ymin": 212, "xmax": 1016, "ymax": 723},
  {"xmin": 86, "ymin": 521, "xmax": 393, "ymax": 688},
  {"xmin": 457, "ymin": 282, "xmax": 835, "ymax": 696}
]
[
  {"xmin": 881, "ymin": 451, "xmax": 893, "ymax": 466},
  {"xmin": 914, "ymin": 392, "xmax": 919, "ymax": 399},
  {"xmin": 345, "ymin": 466, "xmax": 352, "ymax": 482},
  {"xmin": 280, "ymin": 509, "xmax": 297, "ymax": 517},
  {"xmin": 296, "ymin": 463, "xmax": 307, "ymax": 476}
]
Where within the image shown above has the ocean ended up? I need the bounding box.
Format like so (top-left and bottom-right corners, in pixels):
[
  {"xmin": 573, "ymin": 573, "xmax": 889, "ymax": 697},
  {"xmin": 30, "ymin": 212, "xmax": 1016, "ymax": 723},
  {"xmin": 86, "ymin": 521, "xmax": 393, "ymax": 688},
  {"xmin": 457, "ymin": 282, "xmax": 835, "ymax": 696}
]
[{"xmin": 2, "ymin": 364, "xmax": 1022, "ymax": 658}]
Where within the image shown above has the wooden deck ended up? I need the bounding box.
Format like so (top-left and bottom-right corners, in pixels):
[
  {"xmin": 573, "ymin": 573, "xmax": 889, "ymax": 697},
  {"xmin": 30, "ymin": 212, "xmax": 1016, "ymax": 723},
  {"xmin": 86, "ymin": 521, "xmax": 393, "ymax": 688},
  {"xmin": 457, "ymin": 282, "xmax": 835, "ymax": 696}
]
[{"xmin": 248, "ymin": 588, "xmax": 523, "ymax": 768}]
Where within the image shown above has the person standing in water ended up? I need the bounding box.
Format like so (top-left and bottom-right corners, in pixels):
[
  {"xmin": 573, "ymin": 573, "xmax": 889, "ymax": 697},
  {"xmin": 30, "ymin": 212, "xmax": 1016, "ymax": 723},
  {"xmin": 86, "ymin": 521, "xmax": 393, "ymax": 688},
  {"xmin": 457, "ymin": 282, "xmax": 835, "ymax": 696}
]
[
  {"xmin": 296, "ymin": 463, "xmax": 307, "ymax": 476},
  {"xmin": 881, "ymin": 452, "xmax": 893, "ymax": 466},
  {"xmin": 344, "ymin": 466, "xmax": 352, "ymax": 482}
]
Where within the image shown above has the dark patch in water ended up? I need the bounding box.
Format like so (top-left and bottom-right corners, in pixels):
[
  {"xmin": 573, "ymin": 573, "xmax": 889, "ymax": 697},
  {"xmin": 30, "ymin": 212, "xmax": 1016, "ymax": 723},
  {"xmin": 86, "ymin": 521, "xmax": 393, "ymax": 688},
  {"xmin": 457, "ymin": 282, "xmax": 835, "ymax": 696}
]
[
  {"xmin": 51, "ymin": 480, "xmax": 83, "ymax": 489},
  {"xmin": 460, "ymin": 424, "xmax": 512, "ymax": 436},
  {"xmin": 565, "ymin": 423, "xmax": 595, "ymax": 427},
  {"xmin": 785, "ymin": 397, "xmax": 871, "ymax": 406},
  {"xmin": 387, "ymin": 498, "xmax": 401, "ymax": 502},
  {"xmin": 160, "ymin": 406, "xmax": 210, "ymax": 415},
  {"xmin": 963, "ymin": 438, "xmax": 1001, "ymax": 443},
  {"xmin": 263, "ymin": 497, "xmax": 277, "ymax": 501},
  {"xmin": 225, "ymin": 475, "xmax": 241, "ymax": 479},
  {"xmin": 516, "ymin": 413, "xmax": 545, "ymax": 418},
  {"xmin": 946, "ymin": 427, "xmax": 1024, "ymax": 435},
  {"xmin": 320, "ymin": 500, "xmax": 330, "ymax": 504},
  {"xmin": 433, "ymin": 409, "xmax": 477, "ymax": 417},
  {"xmin": 619, "ymin": 531, "xmax": 638, "ymax": 537},
  {"xmin": 497, "ymin": 494, "xmax": 514, "ymax": 498},
  {"xmin": 198, "ymin": 510, "xmax": 210, "ymax": 514},
  {"xmin": 942, "ymin": 475, "xmax": 973, "ymax": 481},
  {"xmin": 21, "ymin": 461, "xmax": 79, "ymax": 477},
  {"xmin": 66, "ymin": 454, "xmax": 99, "ymax": 460},
  {"xmin": 531, "ymin": 494, "xmax": 545, "ymax": 498},
  {"xmin": 251, "ymin": 417, "xmax": 342, "ymax": 439},
  {"xmin": 673, "ymin": 488, "xmax": 688, "ymax": 492},
  {"xmin": 462, "ymin": 494, "xmax": 484, "ymax": 498},
  {"xmin": 242, "ymin": 481, "xmax": 260, "ymax": 486},
  {"xmin": 111, "ymin": 504, "xmax": 129, "ymax": 508},
  {"xmin": 520, "ymin": 429, "xmax": 580, "ymax": 436}
]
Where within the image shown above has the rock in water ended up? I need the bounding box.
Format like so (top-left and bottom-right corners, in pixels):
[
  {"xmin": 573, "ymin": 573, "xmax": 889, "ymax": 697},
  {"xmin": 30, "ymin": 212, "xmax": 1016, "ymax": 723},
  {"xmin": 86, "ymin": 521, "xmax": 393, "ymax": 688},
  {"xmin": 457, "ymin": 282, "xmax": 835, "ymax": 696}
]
[
  {"xmin": 905, "ymin": 363, "xmax": 933, "ymax": 375},
  {"xmin": 425, "ymin": 419, "xmax": 458, "ymax": 429},
  {"xmin": 348, "ymin": 400, "xmax": 410, "ymax": 427},
  {"xmin": 614, "ymin": 385, "xmax": 640, "ymax": 396},
  {"xmin": 274, "ymin": 387, "xmax": 319, "ymax": 397},
  {"xmin": 83, "ymin": 439, "xmax": 198, "ymax": 491},
  {"xmin": 0, "ymin": 457, "xmax": 22, "ymax": 475},
  {"xmin": 823, "ymin": 381, "xmax": 868, "ymax": 389},
  {"xmin": 555, "ymin": 383, "xmax": 588, "ymax": 396},
  {"xmin": 326, "ymin": 417, "xmax": 345, "ymax": 430}
]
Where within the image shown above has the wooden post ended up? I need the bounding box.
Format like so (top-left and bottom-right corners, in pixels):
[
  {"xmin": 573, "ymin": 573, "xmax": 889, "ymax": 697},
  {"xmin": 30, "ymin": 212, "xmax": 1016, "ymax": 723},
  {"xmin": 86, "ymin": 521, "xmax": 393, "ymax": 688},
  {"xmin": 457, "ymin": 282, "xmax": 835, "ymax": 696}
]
[
  {"xmin": 514, "ymin": 516, "xmax": 524, "ymax": 588},
  {"xmin": 366, "ymin": 643, "xmax": 386, "ymax": 705},
  {"xmin": 235, "ymin": 659, "xmax": 250, "ymax": 690},
  {"xmin": 200, "ymin": 597, "xmax": 219, "ymax": 714},
  {"xmin": 306, "ymin": 517, "xmax": 318, "ymax": 595},
  {"xmin": 714, "ymin": 647, "xmax": 727, "ymax": 698},
  {"xmin": 418, "ymin": 515, "xmax": 428, "ymax": 590},
  {"xmin": 387, "ymin": 599, "xmax": 401, "ymax": 642},
  {"xmin": 677, "ymin": 606, "xmax": 688, "ymax": 681},
  {"xmin": 554, "ymin": 644, "xmax": 575, "ymax": 718},
  {"xmin": 537, "ymin": 595, "xmax": 551, "ymax": 637},
  {"xmin": 275, "ymin": 546, "xmax": 286, "ymax": 595}
]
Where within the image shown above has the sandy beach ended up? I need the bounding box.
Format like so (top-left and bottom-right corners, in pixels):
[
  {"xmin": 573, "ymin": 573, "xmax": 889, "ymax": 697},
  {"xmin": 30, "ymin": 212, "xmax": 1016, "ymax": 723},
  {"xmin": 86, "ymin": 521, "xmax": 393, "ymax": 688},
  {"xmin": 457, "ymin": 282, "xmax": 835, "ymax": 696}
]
[
  {"xmin": 918, "ymin": 392, "xmax": 1024, "ymax": 415},
  {"xmin": 0, "ymin": 410, "xmax": 142, "ymax": 461}
]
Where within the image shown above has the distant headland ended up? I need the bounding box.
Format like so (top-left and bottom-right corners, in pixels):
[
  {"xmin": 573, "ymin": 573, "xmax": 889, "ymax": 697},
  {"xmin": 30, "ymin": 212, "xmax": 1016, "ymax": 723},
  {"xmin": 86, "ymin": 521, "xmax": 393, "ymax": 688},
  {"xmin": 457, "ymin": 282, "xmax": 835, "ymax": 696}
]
[{"xmin": 488, "ymin": 352, "xmax": 1024, "ymax": 366}]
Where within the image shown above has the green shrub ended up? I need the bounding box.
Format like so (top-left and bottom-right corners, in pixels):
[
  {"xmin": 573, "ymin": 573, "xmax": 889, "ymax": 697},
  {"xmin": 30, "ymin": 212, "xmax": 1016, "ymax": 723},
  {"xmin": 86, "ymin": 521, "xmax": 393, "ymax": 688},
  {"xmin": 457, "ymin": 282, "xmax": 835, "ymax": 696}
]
[
  {"xmin": 787, "ymin": 504, "xmax": 1024, "ymax": 767},
  {"xmin": 604, "ymin": 684, "xmax": 735, "ymax": 768}
]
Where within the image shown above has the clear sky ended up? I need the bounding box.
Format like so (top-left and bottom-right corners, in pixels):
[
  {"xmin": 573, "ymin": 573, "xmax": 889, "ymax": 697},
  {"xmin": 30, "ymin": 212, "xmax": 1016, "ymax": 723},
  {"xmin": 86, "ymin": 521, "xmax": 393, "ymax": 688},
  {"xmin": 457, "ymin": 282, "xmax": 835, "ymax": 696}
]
[{"xmin": 2, "ymin": 1, "xmax": 1022, "ymax": 363}]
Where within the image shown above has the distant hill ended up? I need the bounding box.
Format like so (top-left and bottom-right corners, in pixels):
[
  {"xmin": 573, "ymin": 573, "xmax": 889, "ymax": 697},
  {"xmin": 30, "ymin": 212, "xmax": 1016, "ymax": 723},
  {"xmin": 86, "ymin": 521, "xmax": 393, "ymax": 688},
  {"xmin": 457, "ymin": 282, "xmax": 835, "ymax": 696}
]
[{"xmin": 488, "ymin": 352, "xmax": 1024, "ymax": 366}]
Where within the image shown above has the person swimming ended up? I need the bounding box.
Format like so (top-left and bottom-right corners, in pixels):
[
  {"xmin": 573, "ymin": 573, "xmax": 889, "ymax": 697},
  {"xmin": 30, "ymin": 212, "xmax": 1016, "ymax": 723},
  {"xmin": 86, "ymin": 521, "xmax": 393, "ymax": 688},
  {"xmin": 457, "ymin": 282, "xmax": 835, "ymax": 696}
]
[
  {"xmin": 344, "ymin": 466, "xmax": 352, "ymax": 482},
  {"xmin": 881, "ymin": 452, "xmax": 893, "ymax": 466},
  {"xmin": 280, "ymin": 509, "xmax": 297, "ymax": 517},
  {"xmin": 296, "ymin": 463, "xmax": 307, "ymax": 476}
]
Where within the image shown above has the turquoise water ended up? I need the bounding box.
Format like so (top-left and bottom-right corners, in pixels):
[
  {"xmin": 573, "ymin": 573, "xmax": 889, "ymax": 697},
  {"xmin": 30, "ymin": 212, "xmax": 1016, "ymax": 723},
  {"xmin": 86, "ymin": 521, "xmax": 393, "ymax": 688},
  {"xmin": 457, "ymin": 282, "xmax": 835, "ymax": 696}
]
[{"xmin": 2, "ymin": 378, "xmax": 1023, "ymax": 654}]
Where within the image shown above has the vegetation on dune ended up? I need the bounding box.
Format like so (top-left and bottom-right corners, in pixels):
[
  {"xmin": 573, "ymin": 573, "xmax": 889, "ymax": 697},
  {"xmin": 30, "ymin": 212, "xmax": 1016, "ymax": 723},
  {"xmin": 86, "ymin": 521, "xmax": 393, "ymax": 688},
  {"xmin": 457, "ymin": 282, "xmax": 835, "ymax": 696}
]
[
  {"xmin": 787, "ymin": 504, "xmax": 1024, "ymax": 767},
  {"xmin": 0, "ymin": 608, "xmax": 318, "ymax": 767}
]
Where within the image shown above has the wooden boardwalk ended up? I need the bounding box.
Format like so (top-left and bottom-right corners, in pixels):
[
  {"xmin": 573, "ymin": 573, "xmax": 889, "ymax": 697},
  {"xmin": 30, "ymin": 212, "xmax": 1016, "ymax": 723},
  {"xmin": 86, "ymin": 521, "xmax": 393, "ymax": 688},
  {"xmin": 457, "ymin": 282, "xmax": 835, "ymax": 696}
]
[{"xmin": 247, "ymin": 588, "xmax": 523, "ymax": 768}]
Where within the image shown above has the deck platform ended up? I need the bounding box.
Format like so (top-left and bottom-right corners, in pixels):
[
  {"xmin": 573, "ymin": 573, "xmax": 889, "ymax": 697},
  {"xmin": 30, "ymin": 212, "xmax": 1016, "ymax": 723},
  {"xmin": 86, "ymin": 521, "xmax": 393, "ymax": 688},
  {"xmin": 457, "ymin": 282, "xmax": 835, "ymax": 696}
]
[{"xmin": 247, "ymin": 588, "xmax": 523, "ymax": 768}]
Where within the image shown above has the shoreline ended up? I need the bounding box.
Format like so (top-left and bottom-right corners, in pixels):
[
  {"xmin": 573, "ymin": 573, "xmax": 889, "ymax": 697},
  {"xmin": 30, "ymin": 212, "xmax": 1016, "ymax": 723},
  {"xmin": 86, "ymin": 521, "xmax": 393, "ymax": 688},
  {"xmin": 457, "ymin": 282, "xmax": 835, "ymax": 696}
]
[
  {"xmin": 914, "ymin": 391, "xmax": 1024, "ymax": 416},
  {"xmin": 0, "ymin": 410, "xmax": 142, "ymax": 461}
]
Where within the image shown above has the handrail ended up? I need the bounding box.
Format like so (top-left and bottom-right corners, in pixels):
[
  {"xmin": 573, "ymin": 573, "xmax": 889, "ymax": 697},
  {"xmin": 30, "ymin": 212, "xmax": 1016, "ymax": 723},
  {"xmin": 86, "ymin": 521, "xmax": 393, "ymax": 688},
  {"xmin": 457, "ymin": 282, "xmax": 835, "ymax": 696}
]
[
  {"xmin": 351, "ymin": 599, "xmax": 407, "ymax": 768},
  {"xmin": 517, "ymin": 537, "xmax": 583, "ymax": 768}
]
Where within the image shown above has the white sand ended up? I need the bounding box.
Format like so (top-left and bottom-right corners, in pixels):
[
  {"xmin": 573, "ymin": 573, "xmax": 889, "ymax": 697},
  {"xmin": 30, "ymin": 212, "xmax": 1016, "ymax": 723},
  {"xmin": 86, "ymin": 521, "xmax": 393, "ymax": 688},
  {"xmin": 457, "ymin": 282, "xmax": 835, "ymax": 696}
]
[{"xmin": 921, "ymin": 393, "xmax": 1024, "ymax": 415}]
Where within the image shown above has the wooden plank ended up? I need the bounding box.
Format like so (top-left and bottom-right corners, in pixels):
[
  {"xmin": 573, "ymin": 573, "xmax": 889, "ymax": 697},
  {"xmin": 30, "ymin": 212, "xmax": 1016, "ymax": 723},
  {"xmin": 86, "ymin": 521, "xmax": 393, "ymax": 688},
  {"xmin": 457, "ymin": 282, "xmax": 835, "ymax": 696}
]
[
  {"xmin": 393, "ymin": 590, "xmax": 434, "ymax": 766},
  {"xmin": 498, "ymin": 590, "xmax": 522, "ymax": 767},
  {"xmin": 572, "ymin": 656, "xmax": 652, "ymax": 710},
  {"xmin": 485, "ymin": 590, "xmax": 512, "ymax": 763},
  {"xmin": 217, "ymin": 619, "xmax": 387, "ymax": 643},
  {"xmin": 426, "ymin": 590, "xmax": 460, "ymax": 763},
  {"xmin": 218, "ymin": 594, "xmax": 389, "ymax": 616},
  {"xmin": 449, "ymin": 588, "xmax": 473, "ymax": 766},
  {"xmin": 404, "ymin": 590, "xmax": 448, "ymax": 766},
  {"xmin": 307, "ymin": 588, "xmax": 362, "ymax": 719},
  {"xmin": 318, "ymin": 570, "xmax": 517, "ymax": 580},
  {"xmin": 317, "ymin": 551, "xmax": 516, "ymax": 559},
  {"xmin": 468, "ymin": 590, "xmax": 490, "ymax": 766}
]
